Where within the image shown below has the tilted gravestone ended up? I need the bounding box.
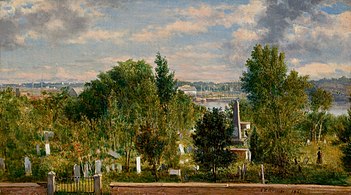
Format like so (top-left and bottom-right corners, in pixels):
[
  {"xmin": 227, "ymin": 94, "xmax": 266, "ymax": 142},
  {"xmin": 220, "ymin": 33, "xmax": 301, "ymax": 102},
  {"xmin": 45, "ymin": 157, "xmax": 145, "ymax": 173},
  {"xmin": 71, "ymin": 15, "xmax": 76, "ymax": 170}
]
[{"xmin": 24, "ymin": 157, "xmax": 32, "ymax": 176}]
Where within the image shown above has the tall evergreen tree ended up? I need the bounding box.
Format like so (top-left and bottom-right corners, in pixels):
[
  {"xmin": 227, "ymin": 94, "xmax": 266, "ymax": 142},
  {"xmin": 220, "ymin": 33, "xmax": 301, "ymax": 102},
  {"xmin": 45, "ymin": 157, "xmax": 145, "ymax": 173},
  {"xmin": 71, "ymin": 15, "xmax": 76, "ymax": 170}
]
[
  {"xmin": 155, "ymin": 52, "xmax": 177, "ymax": 106},
  {"xmin": 193, "ymin": 108, "xmax": 236, "ymax": 181}
]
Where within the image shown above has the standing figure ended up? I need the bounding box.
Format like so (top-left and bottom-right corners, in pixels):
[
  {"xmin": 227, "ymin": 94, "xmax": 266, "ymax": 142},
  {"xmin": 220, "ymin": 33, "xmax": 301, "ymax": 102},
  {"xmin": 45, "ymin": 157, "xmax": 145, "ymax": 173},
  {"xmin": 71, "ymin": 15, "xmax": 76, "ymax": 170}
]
[{"xmin": 317, "ymin": 147, "xmax": 323, "ymax": 164}]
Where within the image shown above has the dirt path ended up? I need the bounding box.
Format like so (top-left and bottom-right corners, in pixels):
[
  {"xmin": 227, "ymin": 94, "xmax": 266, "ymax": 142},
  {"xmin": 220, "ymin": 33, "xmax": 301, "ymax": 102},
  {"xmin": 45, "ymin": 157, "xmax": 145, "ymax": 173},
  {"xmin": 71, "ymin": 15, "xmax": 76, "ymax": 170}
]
[{"xmin": 110, "ymin": 182, "xmax": 351, "ymax": 194}]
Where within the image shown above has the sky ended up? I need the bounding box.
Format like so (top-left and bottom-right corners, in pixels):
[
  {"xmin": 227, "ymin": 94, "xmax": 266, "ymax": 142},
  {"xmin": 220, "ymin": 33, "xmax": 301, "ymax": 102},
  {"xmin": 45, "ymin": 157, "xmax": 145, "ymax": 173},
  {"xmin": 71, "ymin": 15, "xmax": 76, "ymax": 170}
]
[{"xmin": 0, "ymin": 0, "xmax": 350, "ymax": 84}]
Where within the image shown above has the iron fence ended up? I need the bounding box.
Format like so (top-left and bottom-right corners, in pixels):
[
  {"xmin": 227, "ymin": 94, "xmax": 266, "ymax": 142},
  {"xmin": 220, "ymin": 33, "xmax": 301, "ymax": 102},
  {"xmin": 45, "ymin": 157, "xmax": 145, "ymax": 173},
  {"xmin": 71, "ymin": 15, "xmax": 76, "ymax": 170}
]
[{"xmin": 55, "ymin": 176, "xmax": 94, "ymax": 194}]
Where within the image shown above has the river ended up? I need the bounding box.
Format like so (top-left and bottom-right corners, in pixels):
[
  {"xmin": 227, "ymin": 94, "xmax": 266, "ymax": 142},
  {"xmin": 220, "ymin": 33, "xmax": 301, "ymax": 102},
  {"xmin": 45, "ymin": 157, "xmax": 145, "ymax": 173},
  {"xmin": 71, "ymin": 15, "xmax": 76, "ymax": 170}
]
[{"xmin": 198, "ymin": 101, "xmax": 349, "ymax": 116}]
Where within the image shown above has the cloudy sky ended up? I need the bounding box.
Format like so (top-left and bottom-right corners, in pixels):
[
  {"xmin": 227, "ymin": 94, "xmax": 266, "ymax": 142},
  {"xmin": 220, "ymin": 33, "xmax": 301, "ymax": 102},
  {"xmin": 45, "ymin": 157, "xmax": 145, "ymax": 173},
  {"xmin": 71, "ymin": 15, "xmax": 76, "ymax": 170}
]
[{"xmin": 0, "ymin": 0, "xmax": 350, "ymax": 83}]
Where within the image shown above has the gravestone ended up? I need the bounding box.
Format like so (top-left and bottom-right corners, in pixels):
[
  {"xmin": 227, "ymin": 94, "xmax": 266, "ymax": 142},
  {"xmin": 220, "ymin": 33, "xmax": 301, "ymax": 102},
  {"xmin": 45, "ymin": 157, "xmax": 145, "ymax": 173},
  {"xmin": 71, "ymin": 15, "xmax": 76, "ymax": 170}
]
[
  {"xmin": 95, "ymin": 160, "xmax": 102, "ymax": 174},
  {"xmin": 106, "ymin": 165, "xmax": 110, "ymax": 173},
  {"xmin": 36, "ymin": 144, "xmax": 40, "ymax": 155},
  {"xmin": 74, "ymin": 164, "xmax": 80, "ymax": 182},
  {"xmin": 233, "ymin": 99, "xmax": 242, "ymax": 141},
  {"xmin": 24, "ymin": 157, "xmax": 32, "ymax": 176},
  {"xmin": 83, "ymin": 163, "xmax": 89, "ymax": 177},
  {"xmin": 111, "ymin": 164, "xmax": 115, "ymax": 171},
  {"xmin": 108, "ymin": 149, "xmax": 120, "ymax": 159},
  {"xmin": 43, "ymin": 131, "xmax": 54, "ymax": 142},
  {"xmin": 248, "ymin": 150, "xmax": 252, "ymax": 161},
  {"xmin": 306, "ymin": 139, "xmax": 311, "ymax": 145},
  {"xmin": 117, "ymin": 163, "xmax": 122, "ymax": 172},
  {"xmin": 0, "ymin": 158, "xmax": 5, "ymax": 170},
  {"xmin": 136, "ymin": 156, "xmax": 141, "ymax": 173},
  {"xmin": 45, "ymin": 143, "xmax": 51, "ymax": 156},
  {"xmin": 179, "ymin": 144, "xmax": 185, "ymax": 155},
  {"xmin": 169, "ymin": 169, "xmax": 181, "ymax": 177}
]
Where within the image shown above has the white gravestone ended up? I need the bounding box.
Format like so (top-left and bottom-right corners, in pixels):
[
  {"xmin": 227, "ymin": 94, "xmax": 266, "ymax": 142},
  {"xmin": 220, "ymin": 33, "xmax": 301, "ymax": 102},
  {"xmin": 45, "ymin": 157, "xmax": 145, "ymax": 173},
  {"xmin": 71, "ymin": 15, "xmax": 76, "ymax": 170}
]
[
  {"xmin": 111, "ymin": 164, "xmax": 115, "ymax": 171},
  {"xmin": 179, "ymin": 144, "xmax": 185, "ymax": 155},
  {"xmin": 136, "ymin": 156, "xmax": 141, "ymax": 173},
  {"xmin": 24, "ymin": 157, "xmax": 32, "ymax": 176},
  {"xmin": 95, "ymin": 160, "xmax": 102, "ymax": 174},
  {"xmin": 45, "ymin": 143, "xmax": 51, "ymax": 156},
  {"xmin": 106, "ymin": 165, "xmax": 110, "ymax": 173},
  {"xmin": 169, "ymin": 169, "xmax": 181, "ymax": 177}
]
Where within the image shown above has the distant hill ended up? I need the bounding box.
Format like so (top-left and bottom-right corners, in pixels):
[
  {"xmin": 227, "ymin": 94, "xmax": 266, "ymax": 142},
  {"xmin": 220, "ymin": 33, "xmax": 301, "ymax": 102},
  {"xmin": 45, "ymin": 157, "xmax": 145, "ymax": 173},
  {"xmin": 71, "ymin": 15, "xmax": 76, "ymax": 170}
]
[
  {"xmin": 177, "ymin": 77, "xmax": 350, "ymax": 104},
  {"xmin": 311, "ymin": 76, "xmax": 350, "ymax": 104}
]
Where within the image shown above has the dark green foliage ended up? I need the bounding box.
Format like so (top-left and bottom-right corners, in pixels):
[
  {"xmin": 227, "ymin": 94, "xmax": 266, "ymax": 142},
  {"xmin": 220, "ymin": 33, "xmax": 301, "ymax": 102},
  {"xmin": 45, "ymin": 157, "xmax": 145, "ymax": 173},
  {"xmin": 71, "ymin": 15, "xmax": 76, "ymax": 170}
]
[
  {"xmin": 342, "ymin": 142, "xmax": 351, "ymax": 172},
  {"xmin": 249, "ymin": 127, "xmax": 261, "ymax": 162},
  {"xmin": 341, "ymin": 94, "xmax": 351, "ymax": 172},
  {"xmin": 155, "ymin": 52, "xmax": 177, "ymax": 106},
  {"xmin": 310, "ymin": 87, "xmax": 333, "ymax": 112},
  {"xmin": 136, "ymin": 122, "xmax": 166, "ymax": 180},
  {"xmin": 193, "ymin": 108, "xmax": 236, "ymax": 181}
]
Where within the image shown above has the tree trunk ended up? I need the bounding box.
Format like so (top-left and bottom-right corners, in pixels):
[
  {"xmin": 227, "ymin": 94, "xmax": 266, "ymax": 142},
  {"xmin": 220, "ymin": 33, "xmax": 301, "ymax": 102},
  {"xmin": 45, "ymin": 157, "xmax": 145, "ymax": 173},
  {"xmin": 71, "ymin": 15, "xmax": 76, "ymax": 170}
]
[{"xmin": 318, "ymin": 122, "xmax": 323, "ymax": 142}]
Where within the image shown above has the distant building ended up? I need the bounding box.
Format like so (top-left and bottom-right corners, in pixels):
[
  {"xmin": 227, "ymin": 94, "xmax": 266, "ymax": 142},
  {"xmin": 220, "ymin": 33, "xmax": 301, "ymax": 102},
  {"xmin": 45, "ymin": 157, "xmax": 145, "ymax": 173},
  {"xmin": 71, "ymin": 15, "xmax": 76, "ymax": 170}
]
[
  {"xmin": 68, "ymin": 87, "xmax": 84, "ymax": 97},
  {"xmin": 178, "ymin": 85, "xmax": 197, "ymax": 97}
]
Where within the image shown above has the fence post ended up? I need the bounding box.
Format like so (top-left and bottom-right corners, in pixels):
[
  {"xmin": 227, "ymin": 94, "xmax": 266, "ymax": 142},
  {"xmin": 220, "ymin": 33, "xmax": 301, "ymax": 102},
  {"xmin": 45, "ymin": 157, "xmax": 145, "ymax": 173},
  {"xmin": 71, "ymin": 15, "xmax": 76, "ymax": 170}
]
[
  {"xmin": 261, "ymin": 164, "xmax": 265, "ymax": 184},
  {"xmin": 94, "ymin": 174, "xmax": 102, "ymax": 195},
  {"xmin": 47, "ymin": 171, "xmax": 56, "ymax": 195}
]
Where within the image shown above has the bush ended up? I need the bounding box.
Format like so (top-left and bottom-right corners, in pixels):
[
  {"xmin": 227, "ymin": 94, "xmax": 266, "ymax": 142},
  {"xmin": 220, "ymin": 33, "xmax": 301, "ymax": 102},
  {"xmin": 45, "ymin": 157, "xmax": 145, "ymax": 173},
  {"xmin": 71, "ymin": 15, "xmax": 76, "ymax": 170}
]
[{"xmin": 342, "ymin": 142, "xmax": 351, "ymax": 172}]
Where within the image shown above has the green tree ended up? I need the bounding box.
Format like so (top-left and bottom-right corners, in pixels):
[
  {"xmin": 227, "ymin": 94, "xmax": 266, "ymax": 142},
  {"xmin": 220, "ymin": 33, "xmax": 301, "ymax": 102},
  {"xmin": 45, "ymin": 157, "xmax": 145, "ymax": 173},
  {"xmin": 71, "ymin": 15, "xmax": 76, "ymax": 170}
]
[
  {"xmin": 155, "ymin": 52, "xmax": 177, "ymax": 106},
  {"xmin": 193, "ymin": 108, "xmax": 236, "ymax": 181},
  {"xmin": 308, "ymin": 88, "xmax": 333, "ymax": 142},
  {"xmin": 249, "ymin": 126, "xmax": 261, "ymax": 162},
  {"xmin": 135, "ymin": 120, "xmax": 166, "ymax": 181},
  {"xmin": 241, "ymin": 44, "xmax": 311, "ymax": 169},
  {"xmin": 341, "ymin": 93, "xmax": 351, "ymax": 172},
  {"xmin": 107, "ymin": 59, "xmax": 159, "ymax": 172}
]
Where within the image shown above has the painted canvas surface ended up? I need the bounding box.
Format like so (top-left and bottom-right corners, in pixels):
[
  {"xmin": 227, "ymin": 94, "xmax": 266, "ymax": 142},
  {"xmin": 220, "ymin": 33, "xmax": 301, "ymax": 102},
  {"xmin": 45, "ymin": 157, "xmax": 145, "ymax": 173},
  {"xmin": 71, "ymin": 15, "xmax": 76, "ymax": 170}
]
[{"xmin": 0, "ymin": 0, "xmax": 350, "ymax": 84}]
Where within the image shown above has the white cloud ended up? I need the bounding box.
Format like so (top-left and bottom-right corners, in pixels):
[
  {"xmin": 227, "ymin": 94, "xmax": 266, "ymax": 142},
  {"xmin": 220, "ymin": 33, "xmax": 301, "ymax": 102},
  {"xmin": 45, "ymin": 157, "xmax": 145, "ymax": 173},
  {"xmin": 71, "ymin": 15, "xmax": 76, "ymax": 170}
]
[
  {"xmin": 232, "ymin": 28, "xmax": 259, "ymax": 41},
  {"xmin": 132, "ymin": 0, "xmax": 265, "ymax": 42},
  {"xmin": 67, "ymin": 29, "xmax": 125, "ymax": 44},
  {"xmin": 131, "ymin": 20, "xmax": 208, "ymax": 42}
]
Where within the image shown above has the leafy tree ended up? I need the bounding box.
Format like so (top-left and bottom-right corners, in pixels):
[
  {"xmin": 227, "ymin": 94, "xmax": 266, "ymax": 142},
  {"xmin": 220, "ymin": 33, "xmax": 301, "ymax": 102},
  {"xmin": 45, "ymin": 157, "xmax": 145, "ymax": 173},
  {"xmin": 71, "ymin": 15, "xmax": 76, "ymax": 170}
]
[
  {"xmin": 155, "ymin": 52, "xmax": 177, "ymax": 106},
  {"xmin": 107, "ymin": 59, "xmax": 159, "ymax": 172},
  {"xmin": 342, "ymin": 142, "xmax": 351, "ymax": 173},
  {"xmin": 307, "ymin": 88, "xmax": 333, "ymax": 142},
  {"xmin": 341, "ymin": 93, "xmax": 351, "ymax": 172},
  {"xmin": 241, "ymin": 44, "xmax": 311, "ymax": 169},
  {"xmin": 193, "ymin": 108, "xmax": 236, "ymax": 181},
  {"xmin": 249, "ymin": 126, "xmax": 262, "ymax": 162},
  {"xmin": 136, "ymin": 121, "xmax": 166, "ymax": 181}
]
